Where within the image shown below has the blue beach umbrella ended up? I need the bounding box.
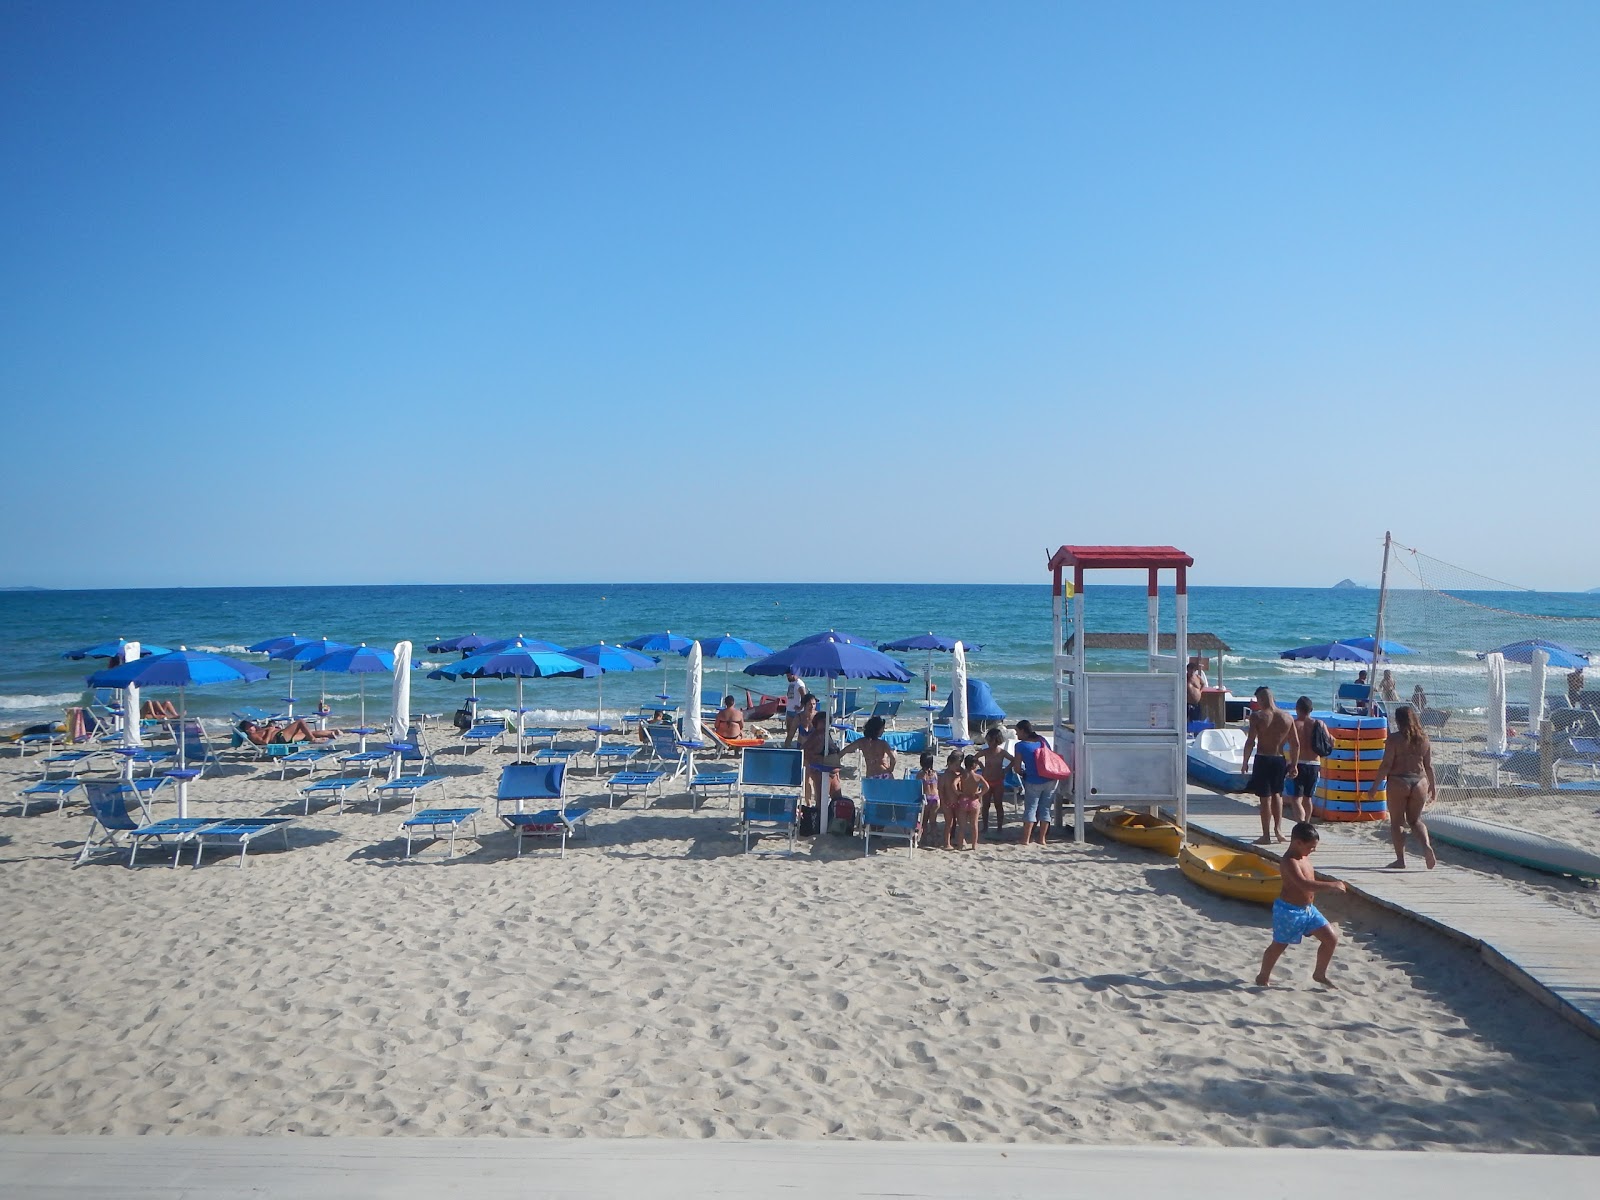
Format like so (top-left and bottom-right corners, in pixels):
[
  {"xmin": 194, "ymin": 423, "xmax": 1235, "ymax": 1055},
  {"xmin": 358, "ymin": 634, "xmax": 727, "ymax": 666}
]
[
  {"xmin": 562, "ymin": 642, "xmax": 659, "ymax": 724},
  {"xmin": 879, "ymin": 633, "xmax": 983, "ymax": 701},
  {"xmin": 452, "ymin": 645, "xmax": 597, "ymax": 756},
  {"xmin": 1279, "ymin": 642, "xmax": 1374, "ymax": 664},
  {"xmin": 246, "ymin": 634, "xmax": 325, "ymax": 713},
  {"xmin": 746, "ymin": 634, "xmax": 911, "ymax": 832},
  {"xmin": 792, "ymin": 629, "xmax": 875, "ymax": 647},
  {"xmin": 1335, "ymin": 636, "xmax": 1415, "ymax": 656},
  {"xmin": 299, "ymin": 644, "xmax": 408, "ymax": 728},
  {"xmin": 683, "ymin": 634, "xmax": 774, "ymax": 701},
  {"xmin": 89, "ymin": 647, "xmax": 269, "ymax": 816},
  {"xmin": 269, "ymin": 638, "xmax": 353, "ymax": 715},
  {"xmin": 625, "ymin": 631, "xmax": 695, "ymax": 654},
  {"xmin": 425, "ymin": 633, "xmax": 496, "ymax": 655},
  {"xmin": 1479, "ymin": 639, "xmax": 1590, "ymax": 671},
  {"xmin": 63, "ymin": 639, "xmax": 173, "ymax": 661}
]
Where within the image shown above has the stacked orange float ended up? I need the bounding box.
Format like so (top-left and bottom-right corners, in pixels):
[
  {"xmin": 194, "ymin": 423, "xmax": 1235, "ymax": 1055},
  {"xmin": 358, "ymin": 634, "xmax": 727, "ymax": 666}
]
[{"xmin": 1313, "ymin": 712, "xmax": 1388, "ymax": 821}]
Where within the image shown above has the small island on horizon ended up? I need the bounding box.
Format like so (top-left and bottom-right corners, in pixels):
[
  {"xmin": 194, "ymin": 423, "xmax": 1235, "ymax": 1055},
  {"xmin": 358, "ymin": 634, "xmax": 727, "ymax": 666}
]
[{"xmin": 1332, "ymin": 578, "xmax": 1368, "ymax": 589}]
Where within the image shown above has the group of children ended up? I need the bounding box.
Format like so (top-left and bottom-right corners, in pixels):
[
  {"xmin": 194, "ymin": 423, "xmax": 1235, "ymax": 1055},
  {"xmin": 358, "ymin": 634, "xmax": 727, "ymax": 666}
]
[{"xmin": 911, "ymin": 727, "xmax": 1027, "ymax": 850}]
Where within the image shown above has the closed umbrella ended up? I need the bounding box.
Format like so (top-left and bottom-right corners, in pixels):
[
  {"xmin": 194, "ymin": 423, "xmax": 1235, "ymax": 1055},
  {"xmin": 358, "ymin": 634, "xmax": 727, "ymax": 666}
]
[
  {"xmin": 684, "ymin": 641, "xmax": 704, "ymax": 745},
  {"xmin": 1487, "ymin": 652, "xmax": 1507, "ymax": 754},
  {"xmin": 88, "ymin": 647, "xmax": 269, "ymax": 817},
  {"xmin": 1530, "ymin": 647, "xmax": 1548, "ymax": 734},
  {"xmin": 388, "ymin": 640, "xmax": 413, "ymax": 780},
  {"xmin": 121, "ymin": 641, "xmax": 142, "ymax": 749},
  {"xmin": 951, "ymin": 641, "xmax": 970, "ymax": 746}
]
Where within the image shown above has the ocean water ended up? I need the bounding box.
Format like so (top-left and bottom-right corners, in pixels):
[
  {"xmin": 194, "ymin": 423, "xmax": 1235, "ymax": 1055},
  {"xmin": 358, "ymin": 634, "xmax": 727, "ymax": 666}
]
[{"xmin": 2, "ymin": 583, "xmax": 1595, "ymax": 730}]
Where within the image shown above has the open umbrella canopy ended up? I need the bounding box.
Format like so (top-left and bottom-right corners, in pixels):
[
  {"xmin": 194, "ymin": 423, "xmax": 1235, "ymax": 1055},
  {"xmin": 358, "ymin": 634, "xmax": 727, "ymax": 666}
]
[
  {"xmin": 1479, "ymin": 639, "xmax": 1590, "ymax": 670},
  {"xmin": 745, "ymin": 634, "xmax": 913, "ymax": 681},
  {"xmin": 878, "ymin": 633, "xmax": 984, "ymax": 653},
  {"xmin": 63, "ymin": 639, "xmax": 172, "ymax": 661},
  {"xmin": 1336, "ymin": 636, "xmax": 1415, "ymax": 656},
  {"xmin": 687, "ymin": 634, "xmax": 773, "ymax": 660},
  {"xmin": 791, "ymin": 629, "xmax": 875, "ymax": 648},
  {"xmin": 563, "ymin": 642, "xmax": 659, "ymax": 673},
  {"xmin": 246, "ymin": 633, "xmax": 320, "ymax": 656},
  {"xmin": 298, "ymin": 644, "xmax": 407, "ymax": 674},
  {"xmin": 270, "ymin": 637, "xmax": 353, "ymax": 664},
  {"xmin": 625, "ymin": 631, "xmax": 695, "ymax": 654},
  {"xmin": 88, "ymin": 647, "xmax": 268, "ymax": 689},
  {"xmin": 424, "ymin": 633, "xmax": 496, "ymax": 654},
  {"xmin": 472, "ymin": 635, "xmax": 567, "ymax": 657},
  {"xmin": 1279, "ymin": 642, "xmax": 1374, "ymax": 664},
  {"xmin": 451, "ymin": 646, "xmax": 597, "ymax": 680}
]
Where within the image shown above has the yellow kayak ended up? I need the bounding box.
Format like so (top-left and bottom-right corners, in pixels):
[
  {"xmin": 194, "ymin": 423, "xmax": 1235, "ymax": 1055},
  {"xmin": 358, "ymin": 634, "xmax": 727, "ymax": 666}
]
[
  {"xmin": 1178, "ymin": 843, "xmax": 1282, "ymax": 905},
  {"xmin": 1092, "ymin": 808, "xmax": 1183, "ymax": 857}
]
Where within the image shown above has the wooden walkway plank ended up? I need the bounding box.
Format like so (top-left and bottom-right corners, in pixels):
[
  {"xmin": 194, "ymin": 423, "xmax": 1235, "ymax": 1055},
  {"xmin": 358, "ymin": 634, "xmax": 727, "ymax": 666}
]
[{"xmin": 1168, "ymin": 789, "xmax": 1600, "ymax": 1041}]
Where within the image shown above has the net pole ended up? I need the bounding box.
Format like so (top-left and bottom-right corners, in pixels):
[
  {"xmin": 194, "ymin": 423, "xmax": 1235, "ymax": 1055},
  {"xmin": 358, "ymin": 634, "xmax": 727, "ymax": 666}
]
[{"xmin": 1372, "ymin": 531, "xmax": 1393, "ymax": 702}]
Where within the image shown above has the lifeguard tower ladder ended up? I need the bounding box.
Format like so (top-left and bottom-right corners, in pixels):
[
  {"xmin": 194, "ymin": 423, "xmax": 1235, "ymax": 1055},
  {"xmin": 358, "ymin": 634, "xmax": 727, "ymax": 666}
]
[{"xmin": 1048, "ymin": 545, "xmax": 1192, "ymax": 842}]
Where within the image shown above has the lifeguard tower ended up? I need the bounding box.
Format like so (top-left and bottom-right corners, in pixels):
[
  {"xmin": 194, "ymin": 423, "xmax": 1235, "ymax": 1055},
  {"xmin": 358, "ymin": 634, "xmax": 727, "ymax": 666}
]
[{"xmin": 1047, "ymin": 545, "xmax": 1193, "ymax": 842}]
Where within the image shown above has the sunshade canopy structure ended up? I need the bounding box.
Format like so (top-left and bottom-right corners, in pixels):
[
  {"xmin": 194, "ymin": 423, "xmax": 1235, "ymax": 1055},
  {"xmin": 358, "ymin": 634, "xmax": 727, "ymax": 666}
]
[
  {"xmin": 64, "ymin": 639, "xmax": 172, "ymax": 661},
  {"xmin": 1280, "ymin": 642, "xmax": 1374, "ymax": 664},
  {"xmin": 1480, "ymin": 639, "xmax": 1590, "ymax": 671}
]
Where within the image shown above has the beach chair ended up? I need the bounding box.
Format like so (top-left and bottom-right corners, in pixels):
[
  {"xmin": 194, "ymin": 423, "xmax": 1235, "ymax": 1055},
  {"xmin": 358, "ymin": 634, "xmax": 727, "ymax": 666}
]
[
  {"xmin": 863, "ymin": 698, "xmax": 902, "ymax": 728},
  {"xmin": 1334, "ymin": 683, "xmax": 1371, "ymax": 715},
  {"xmin": 17, "ymin": 778, "xmax": 84, "ymax": 816},
  {"xmin": 183, "ymin": 817, "xmax": 294, "ymax": 868},
  {"xmin": 534, "ymin": 747, "xmax": 576, "ymax": 765},
  {"xmin": 519, "ymin": 726, "xmax": 559, "ymax": 750},
  {"xmin": 274, "ymin": 746, "xmax": 333, "ymax": 779},
  {"xmin": 338, "ymin": 748, "xmax": 392, "ymax": 776},
  {"xmin": 74, "ymin": 781, "xmax": 198, "ymax": 867},
  {"xmin": 41, "ymin": 749, "xmax": 103, "ymax": 779},
  {"xmin": 168, "ymin": 719, "xmax": 221, "ymax": 775},
  {"xmin": 388, "ymin": 724, "xmax": 434, "ymax": 776},
  {"xmin": 831, "ymin": 688, "xmax": 863, "ymax": 721},
  {"xmin": 501, "ymin": 803, "xmax": 594, "ymax": 858},
  {"xmin": 687, "ymin": 770, "xmax": 739, "ymax": 810},
  {"xmin": 738, "ymin": 747, "xmax": 804, "ymax": 854},
  {"xmin": 591, "ymin": 742, "xmax": 641, "ymax": 774},
  {"xmin": 495, "ymin": 762, "xmax": 566, "ymax": 817},
  {"xmin": 461, "ymin": 719, "xmax": 507, "ymax": 752},
  {"xmin": 401, "ymin": 807, "xmax": 482, "ymax": 858},
  {"xmin": 860, "ymin": 777, "xmax": 923, "ymax": 857},
  {"xmin": 368, "ymin": 774, "xmax": 447, "ymax": 815},
  {"xmin": 298, "ymin": 776, "xmax": 366, "ymax": 815},
  {"xmin": 120, "ymin": 747, "xmax": 176, "ymax": 777},
  {"xmin": 640, "ymin": 723, "xmax": 689, "ymax": 773},
  {"xmin": 606, "ymin": 769, "xmax": 667, "ymax": 808}
]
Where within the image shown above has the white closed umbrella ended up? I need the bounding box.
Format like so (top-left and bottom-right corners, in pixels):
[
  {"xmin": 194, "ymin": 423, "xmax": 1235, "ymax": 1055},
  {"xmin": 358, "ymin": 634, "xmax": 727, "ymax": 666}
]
[
  {"xmin": 1529, "ymin": 646, "xmax": 1548, "ymax": 734},
  {"xmin": 951, "ymin": 641, "xmax": 969, "ymax": 746},
  {"xmin": 121, "ymin": 640, "xmax": 142, "ymax": 750},
  {"xmin": 1487, "ymin": 651, "xmax": 1507, "ymax": 754},
  {"xmin": 683, "ymin": 641, "xmax": 703, "ymax": 745},
  {"xmin": 388, "ymin": 640, "xmax": 412, "ymax": 781}
]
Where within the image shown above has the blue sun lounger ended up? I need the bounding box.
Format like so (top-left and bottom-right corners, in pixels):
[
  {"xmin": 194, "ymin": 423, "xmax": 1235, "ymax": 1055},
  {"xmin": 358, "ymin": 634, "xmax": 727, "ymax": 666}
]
[
  {"xmin": 501, "ymin": 805, "xmax": 594, "ymax": 858},
  {"xmin": 42, "ymin": 749, "xmax": 104, "ymax": 779},
  {"xmin": 462, "ymin": 721, "xmax": 506, "ymax": 751},
  {"xmin": 183, "ymin": 817, "xmax": 294, "ymax": 868},
  {"xmin": 339, "ymin": 749, "xmax": 392, "ymax": 776},
  {"xmin": 368, "ymin": 774, "xmax": 447, "ymax": 815},
  {"xmin": 688, "ymin": 770, "xmax": 739, "ymax": 811},
  {"xmin": 75, "ymin": 781, "xmax": 204, "ymax": 867},
  {"xmin": 606, "ymin": 769, "xmax": 666, "ymax": 807},
  {"xmin": 401, "ymin": 808, "xmax": 481, "ymax": 858},
  {"xmin": 274, "ymin": 747, "xmax": 332, "ymax": 779},
  {"xmin": 496, "ymin": 762, "xmax": 566, "ymax": 816},
  {"xmin": 298, "ymin": 776, "xmax": 366, "ymax": 814},
  {"xmin": 738, "ymin": 747, "xmax": 804, "ymax": 854},
  {"xmin": 590, "ymin": 743, "xmax": 640, "ymax": 774},
  {"xmin": 861, "ymin": 777, "xmax": 923, "ymax": 857},
  {"xmin": 18, "ymin": 778, "xmax": 84, "ymax": 815}
]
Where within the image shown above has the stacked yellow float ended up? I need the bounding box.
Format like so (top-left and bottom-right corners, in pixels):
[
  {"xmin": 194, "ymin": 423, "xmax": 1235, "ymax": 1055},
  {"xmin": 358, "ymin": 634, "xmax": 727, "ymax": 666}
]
[{"xmin": 1313, "ymin": 712, "xmax": 1388, "ymax": 822}]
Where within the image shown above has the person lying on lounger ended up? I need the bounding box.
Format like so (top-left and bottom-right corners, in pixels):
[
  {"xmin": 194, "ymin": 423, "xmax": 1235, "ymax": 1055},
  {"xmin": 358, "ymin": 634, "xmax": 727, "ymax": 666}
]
[
  {"xmin": 238, "ymin": 718, "xmax": 338, "ymax": 745},
  {"xmin": 142, "ymin": 699, "xmax": 180, "ymax": 720}
]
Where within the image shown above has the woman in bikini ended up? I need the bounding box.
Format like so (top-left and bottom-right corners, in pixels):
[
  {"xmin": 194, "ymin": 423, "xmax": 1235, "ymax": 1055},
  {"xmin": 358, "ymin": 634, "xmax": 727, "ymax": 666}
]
[
  {"xmin": 1373, "ymin": 704, "xmax": 1437, "ymax": 870},
  {"xmin": 239, "ymin": 718, "xmax": 338, "ymax": 745}
]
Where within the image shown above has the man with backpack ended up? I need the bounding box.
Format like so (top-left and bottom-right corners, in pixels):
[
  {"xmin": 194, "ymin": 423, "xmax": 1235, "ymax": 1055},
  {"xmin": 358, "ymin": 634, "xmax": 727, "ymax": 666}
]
[{"xmin": 1289, "ymin": 696, "xmax": 1334, "ymax": 823}]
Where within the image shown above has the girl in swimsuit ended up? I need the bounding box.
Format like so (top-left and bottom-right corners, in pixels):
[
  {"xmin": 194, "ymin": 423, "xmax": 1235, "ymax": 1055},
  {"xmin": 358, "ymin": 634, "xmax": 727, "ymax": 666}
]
[
  {"xmin": 1374, "ymin": 704, "xmax": 1438, "ymax": 870},
  {"xmin": 938, "ymin": 750, "xmax": 964, "ymax": 849},
  {"xmin": 955, "ymin": 755, "xmax": 987, "ymax": 849},
  {"xmin": 917, "ymin": 752, "xmax": 941, "ymax": 847}
]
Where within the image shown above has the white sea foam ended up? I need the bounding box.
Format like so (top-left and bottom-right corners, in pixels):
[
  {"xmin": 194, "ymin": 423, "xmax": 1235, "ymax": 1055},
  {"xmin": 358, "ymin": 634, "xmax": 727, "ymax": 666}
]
[
  {"xmin": 0, "ymin": 692, "xmax": 78, "ymax": 711},
  {"xmin": 194, "ymin": 644, "xmax": 250, "ymax": 656}
]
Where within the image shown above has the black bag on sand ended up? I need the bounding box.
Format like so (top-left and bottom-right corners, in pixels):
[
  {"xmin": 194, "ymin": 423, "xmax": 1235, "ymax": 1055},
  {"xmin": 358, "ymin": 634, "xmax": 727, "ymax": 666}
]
[{"xmin": 798, "ymin": 805, "xmax": 818, "ymax": 836}]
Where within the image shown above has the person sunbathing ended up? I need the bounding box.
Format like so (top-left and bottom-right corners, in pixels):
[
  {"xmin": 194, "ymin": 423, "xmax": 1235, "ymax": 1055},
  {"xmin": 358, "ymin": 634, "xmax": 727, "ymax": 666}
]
[
  {"xmin": 713, "ymin": 695, "xmax": 767, "ymax": 743},
  {"xmin": 142, "ymin": 699, "xmax": 180, "ymax": 720},
  {"xmin": 239, "ymin": 718, "xmax": 337, "ymax": 745}
]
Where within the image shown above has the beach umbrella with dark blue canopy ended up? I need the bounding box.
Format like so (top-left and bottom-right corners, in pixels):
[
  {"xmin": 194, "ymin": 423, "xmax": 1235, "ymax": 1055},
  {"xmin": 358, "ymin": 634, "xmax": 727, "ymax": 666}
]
[
  {"xmin": 63, "ymin": 639, "xmax": 173, "ymax": 661},
  {"xmin": 425, "ymin": 633, "xmax": 496, "ymax": 655},
  {"xmin": 879, "ymin": 632, "xmax": 983, "ymax": 701},
  {"xmin": 1279, "ymin": 642, "xmax": 1374, "ymax": 664},
  {"xmin": 1336, "ymin": 636, "xmax": 1415, "ymax": 656},
  {"xmin": 268, "ymin": 638, "xmax": 353, "ymax": 715},
  {"xmin": 1479, "ymin": 640, "xmax": 1590, "ymax": 671},
  {"xmin": 89, "ymin": 647, "xmax": 269, "ymax": 816},
  {"xmin": 245, "ymin": 634, "xmax": 327, "ymax": 714}
]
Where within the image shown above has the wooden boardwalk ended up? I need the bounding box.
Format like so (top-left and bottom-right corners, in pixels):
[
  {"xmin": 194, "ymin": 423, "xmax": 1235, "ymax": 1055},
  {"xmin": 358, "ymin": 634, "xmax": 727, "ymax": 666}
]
[
  {"xmin": 1171, "ymin": 789, "xmax": 1600, "ymax": 1040},
  {"xmin": 2, "ymin": 1136, "xmax": 1597, "ymax": 1198}
]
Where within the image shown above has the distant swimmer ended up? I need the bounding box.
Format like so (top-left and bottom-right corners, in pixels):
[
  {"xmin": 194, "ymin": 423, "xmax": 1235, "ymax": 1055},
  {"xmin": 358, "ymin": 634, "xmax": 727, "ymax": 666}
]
[
  {"xmin": 1242, "ymin": 687, "xmax": 1298, "ymax": 844},
  {"xmin": 1256, "ymin": 822, "xmax": 1346, "ymax": 989}
]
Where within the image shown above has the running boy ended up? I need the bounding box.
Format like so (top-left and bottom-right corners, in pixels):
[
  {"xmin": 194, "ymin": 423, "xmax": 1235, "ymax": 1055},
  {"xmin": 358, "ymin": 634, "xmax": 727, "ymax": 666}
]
[{"xmin": 1256, "ymin": 822, "xmax": 1347, "ymax": 989}]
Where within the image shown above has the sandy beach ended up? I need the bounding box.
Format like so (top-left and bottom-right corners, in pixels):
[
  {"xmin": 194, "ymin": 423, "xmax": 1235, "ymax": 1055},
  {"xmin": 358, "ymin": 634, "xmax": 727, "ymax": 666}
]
[{"xmin": 2, "ymin": 731, "xmax": 1598, "ymax": 1153}]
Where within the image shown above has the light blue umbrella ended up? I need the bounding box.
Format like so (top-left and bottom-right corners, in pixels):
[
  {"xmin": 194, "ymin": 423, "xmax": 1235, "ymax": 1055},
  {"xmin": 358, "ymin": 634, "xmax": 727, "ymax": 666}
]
[
  {"xmin": 1480, "ymin": 640, "xmax": 1590, "ymax": 671},
  {"xmin": 89, "ymin": 648, "xmax": 269, "ymax": 816},
  {"xmin": 269, "ymin": 638, "xmax": 353, "ymax": 716},
  {"xmin": 685, "ymin": 634, "xmax": 774, "ymax": 701},
  {"xmin": 299, "ymin": 644, "xmax": 407, "ymax": 729},
  {"xmin": 452, "ymin": 645, "xmax": 597, "ymax": 756},
  {"xmin": 246, "ymin": 634, "xmax": 327, "ymax": 714},
  {"xmin": 562, "ymin": 642, "xmax": 659, "ymax": 724},
  {"xmin": 63, "ymin": 639, "xmax": 173, "ymax": 661}
]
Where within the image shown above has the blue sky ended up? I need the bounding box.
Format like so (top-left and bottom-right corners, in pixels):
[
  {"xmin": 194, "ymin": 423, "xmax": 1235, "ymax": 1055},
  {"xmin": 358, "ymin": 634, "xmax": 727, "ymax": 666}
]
[{"xmin": 2, "ymin": 2, "xmax": 1595, "ymax": 590}]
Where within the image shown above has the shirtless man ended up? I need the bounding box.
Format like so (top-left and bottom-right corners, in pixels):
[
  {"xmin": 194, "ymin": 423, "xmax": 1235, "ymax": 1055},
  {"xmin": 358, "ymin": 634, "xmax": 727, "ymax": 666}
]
[
  {"xmin": 1241, "ymin": 686, "xmax": 1298, "ymax": 844},
  {"xmin": 838, "ymin": 715, "xmax": 897, "ymax": 781},
  {"xmin": 1186, "ymin": 663, "xmax": 1205, "ymax": 721},
  {"xmin": 1256, "ymin": 822, "xmax": 1347, "ymax": 989},
  {"xmin": 1286, "ymin": 697, "xmax": 1329, "ymax": 823},
  {"xmin": 1373, "ymin": 704, "xmax": 1438, "ymax": 869},
  {"xmin": 783, "ymin": 672, "xmax": 809, "ymax": 747}
]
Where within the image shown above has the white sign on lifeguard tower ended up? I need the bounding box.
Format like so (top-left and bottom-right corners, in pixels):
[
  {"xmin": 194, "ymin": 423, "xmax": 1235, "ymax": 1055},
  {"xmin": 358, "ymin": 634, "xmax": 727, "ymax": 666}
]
[{"xmin": 1047, "ymin": 545, "xmax": 1193, "ymax": 842}]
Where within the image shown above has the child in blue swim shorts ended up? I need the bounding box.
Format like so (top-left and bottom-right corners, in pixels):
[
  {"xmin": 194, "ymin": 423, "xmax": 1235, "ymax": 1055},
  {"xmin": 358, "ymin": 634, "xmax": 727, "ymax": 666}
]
[{"xmin": 1257, "ymin": 822, "xmax": 1347, "ymax": 989}]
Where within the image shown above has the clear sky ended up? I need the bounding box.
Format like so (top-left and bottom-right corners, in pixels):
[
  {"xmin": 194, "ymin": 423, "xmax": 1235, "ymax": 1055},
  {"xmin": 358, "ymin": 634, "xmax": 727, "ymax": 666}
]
[{"xmin": 2, "ymin": 2, "xmax": 1595, "ymax": 591}]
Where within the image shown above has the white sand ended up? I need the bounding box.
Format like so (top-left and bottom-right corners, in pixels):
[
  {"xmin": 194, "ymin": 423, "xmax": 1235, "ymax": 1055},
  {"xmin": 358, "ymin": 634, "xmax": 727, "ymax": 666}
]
[{"xmin": 2, "ymin": 731, "xmax": 1599, "ymax": 1151}]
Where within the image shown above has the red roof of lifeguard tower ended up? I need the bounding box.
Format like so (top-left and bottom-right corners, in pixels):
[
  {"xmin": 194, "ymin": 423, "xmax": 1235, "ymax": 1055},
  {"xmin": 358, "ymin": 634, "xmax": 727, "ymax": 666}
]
[{"xmin": 1047, "ymin": 545, "xmax": 1193, "ymax": 571}]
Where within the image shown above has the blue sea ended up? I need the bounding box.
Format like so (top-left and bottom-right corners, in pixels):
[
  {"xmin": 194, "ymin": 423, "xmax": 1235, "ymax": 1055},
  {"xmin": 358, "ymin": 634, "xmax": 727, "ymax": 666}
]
[{"xmin": 2, "ymin": 583, "xmax": 1596, "ymax": 730}]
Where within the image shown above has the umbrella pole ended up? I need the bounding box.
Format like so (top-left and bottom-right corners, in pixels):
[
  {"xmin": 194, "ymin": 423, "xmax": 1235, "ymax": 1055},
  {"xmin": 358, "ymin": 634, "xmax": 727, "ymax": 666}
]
[
  {"xmin": 176, "ymin": 685, "xmax": 189, "ymax": 819},
  {"xmin": 517, "ymin": 677, "xmax": 525, "ymax": 760}
]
